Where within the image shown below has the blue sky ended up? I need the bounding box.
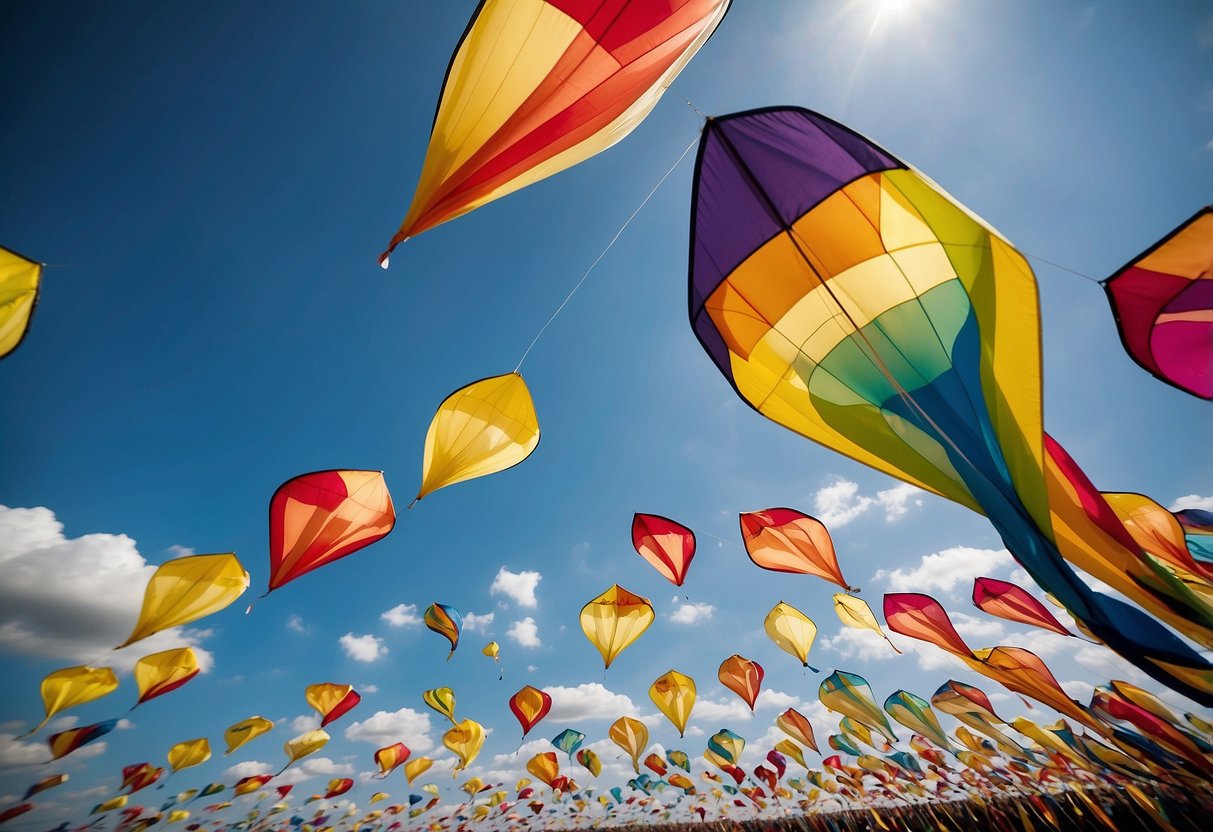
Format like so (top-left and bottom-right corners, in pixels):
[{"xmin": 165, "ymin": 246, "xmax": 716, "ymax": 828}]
[{"xmin": 1, "ymin": 0, "xmax": 1211, "ymax": 826}]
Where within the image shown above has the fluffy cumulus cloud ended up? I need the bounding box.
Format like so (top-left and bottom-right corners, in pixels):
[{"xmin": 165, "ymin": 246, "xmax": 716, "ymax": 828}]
[
  {"xmin": 542, "ymin": 684, "xmax": 642, "ymax": 722},
  {"xmin": 668, "ymin": 601, "xmax": 714, "ymax": 625},
  {"xmin": 345, "ymin": 708, "xmax": 434, "ymax": 752},
  {"xmin": 1169, "ymin": 494, "xmax": 1213, "ymax": 512},
  {"xmin": 820, "ymin": 627, "xmax": 901, "ymax": 663},
  {"xmin": 691, "ymin": 698, "xmax": 753, "ymax": 724},
  {"xmin": 874, "ymin": 546, "xmax": 1016, "ymax": 595},
  {"xmin": 286, "ymin": 614, "xmax": 307, "ymax": 633},
  {"xmin": 339, "ymin": 632, "xmax": 387, "ymax": 662},
  {"xmin": 462, "ymin": 611, "xmax": 495, "ymax": 634},
  {"xmin": 290, "ymin": 714, "xmax": 320, "ymax": 732},
  {"xmin": 0, "ymin": 505, "xmax": 216, "ymax": 671},
  {"xmin": 506, "ymin": 617, "xmax": 541, "ymax": 648},
  {"xmin": 812, "ymin": 480, "xmax": 925, "ymax": 527},
  {"xmin": 490, "ymin": 567, "xmax": 542, "ymax": 608},
  {"xmin": 0, "ymin": 730, "xmax": 107, "ymax": 769},
  {"xmin": 379, "ymin": 603, "xmax": 421, "ymax": 628}
]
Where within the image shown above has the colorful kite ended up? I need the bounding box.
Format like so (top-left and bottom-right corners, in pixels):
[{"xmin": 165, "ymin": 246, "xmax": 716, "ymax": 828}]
[
  {"xmin": 424, "ymin": 603, "xmax": 464, "ymax": 659},
  {"xmin": 48, "ymin": 719, "xmax": 117, "ymax": 760},
  {"xmin": 631, "ymin": 513, "xmax": 696, "ymax": 586},
  {"xmin": 509, "ymin": 686, "xmax": 552, "ymax": 738},
  {"xmin": 609, "ymin": 717, "xmax": 648, "ymax": 774},
  {"xmin": 379, "ymin": 0, "xmax": 732, "ymax": 264},
  {"xmin": 833, "ymin": 594, "xmax": 901, "ymax": 654},
  {"xmin": 649, "ymin": 670, "xmax": 696, "ymax": 737},
  {"xmin": 717, "ymin": 655, "xmax": 763, "ymax": 710},
  {"xmin": 29, "ymin": 665, "xmax": 118, "ymax": 736},
  {"xmin": 1102, "ymin": 206, "xmax": 1212, "ymax": 399},
  {"xmin": 118, "ymin": 553, "xmax": 248, "ymax": 648},
  {"xmin": 972, "ymin": 577, "xmax": 1073, "ymax": 637},
  {"xmin": 224, "ymin": 716, "xmax": 273, "ymax": 754},
  {"xmin": 818, "ymin": 671, "xmax": 897, "ymax": 744},
  {"xmin": 686, "ymin": 105, "xmax": 1213, "ymax": 704},
  {"xmin": 443, "ymin": 720, "xmax": 486, "ymax": 771},
  {"xmin": 167, "ymin": 739, "xmax": 211, "ymax": 774},
  {"xmin": 763, "ymin": 601, "xmax": 819, "ymax": 670},
  {"xmin": 305, "ymin": 683, "xmax": 361, "ymax": 727},
  {"xmin": 134, "ymin": 648, "xmax": 200, "ymax": 706},
  {"xmin": 267, "ymin": 470, "xmax": 395, "ymax": 592},
  {"xmin": 416, "ymin": 374, "xmax": 540, "ymax": 504},
  {"xmin": 776, "ymin": 708, "xmax": 819, "ymax": 754},
  {"xmin": 738, "ymin": 508, "xmax": 854, "ymax": 589},
  {"xmin": 422, "ymin": 686, "xmax": 457, "ymax": 724},
  {"xmin": 580, "ymin": 584, "xmax": 654, "ymax": 668},
  {"xmin": 374, "ymin": 742, "xmax": 410, "ymax": 777},
  {"xmin": 0, "ymin": 245, "xmax": 41, "ymax": 359}
]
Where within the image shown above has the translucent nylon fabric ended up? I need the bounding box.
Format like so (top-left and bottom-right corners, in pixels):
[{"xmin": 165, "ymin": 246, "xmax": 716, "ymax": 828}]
[
  {"xmin": 0, "ymin": 245, "xmax": 41, "ymax": 358},
  {"xmin": 119, "ymin": 553, "xmax": 249, "ymax": 647}
]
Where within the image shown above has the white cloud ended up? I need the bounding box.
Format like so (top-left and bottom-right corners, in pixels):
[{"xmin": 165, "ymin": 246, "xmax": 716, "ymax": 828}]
[
  {"xmin": 463, "ymin": 612, "xmax": 495, "ymax": 634},
  {"xmin": 812, "ymin": 480, "xmax": 924, "ymax": 527},
  {"xmin": 166, "ymin": 545, "xmax": 195, "ymax": 557},
  {"xmin": 286, "ymin": 614, "xmax": 307, "ymax": 633},
  {"xmin": 491, "ymin": 567, "xmax": 542, "ymax": 608},
  {"xmin": 1169, "ymin": 494, "xmax": 1213, "ymax": 512},
  {"xmin": 344, "ymin": 708, "xmax": 434, "ymax": 753},
  {"xmin": 379, "ymin": 603, "xmax": 421, "ymax": 628},
  {"xmin": 507, "ymin": 617, "xmax": 541, "ymax": 648},
  {"xmin": 0, "ymin": 505, "xmax": 218, "ymax": 671},
  {"xmin": 876, "ymin": 482, "xmax": 924, "ymax": 520},
  {"xmin": 691, "ymin": 698, "xmax": 753, "ymax": 724},
  {"xmin": 0, "ymin": 733, "xmax": 52, "ymax": 769},
  {"xmin": 754, "ymin": 689, "xmax": 801, "ymax": 711},
  {"xmin": 543, "ymin": 684, "xmax": 641, "ymax": 722},
  {"xmin": 291, "ymin": 714, "xmax": 321, "ymax": 732},
  {"xmin": 820, "ymin": 627, "xmax": 900, "ymax": 663},
  {"xmin": 339, "ymin": 633, "xmax": 387, "ymax": 662},
  {"xmin": 362, "ymin": 684, "xmax": 379, "ymax": 694},
  {"xmin": 527, "ymin": 665, "xmax": 537, "ymax": 673},
  {"xmin": 814, "ymin": 480, "xmax": 873, "ymax": 526},
  {"xmin": 874, "ymin": 546, "xmax": 1014, "ymax": 595},
  {"xmin": 669, "ymin": 602, "xmax": 714, "ymax": 625}
]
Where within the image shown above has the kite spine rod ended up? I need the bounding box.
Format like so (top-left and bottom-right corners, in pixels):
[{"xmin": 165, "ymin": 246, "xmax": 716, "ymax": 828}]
[{"xmin": 513, "ymin": 135, "xmax": 701, "ymax": 373}]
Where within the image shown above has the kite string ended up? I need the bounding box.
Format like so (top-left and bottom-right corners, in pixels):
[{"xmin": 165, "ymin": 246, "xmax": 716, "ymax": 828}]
[
  {"xmin": 1021, "ymin": 252, "xmax": 1102, "ymax": 285},
  {"xmin": 514, "ymin": 135, "xmax": 700, "ymax": 373}
]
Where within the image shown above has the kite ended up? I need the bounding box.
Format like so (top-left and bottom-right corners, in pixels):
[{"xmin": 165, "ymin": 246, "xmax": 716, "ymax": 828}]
[
  {"xmin": 482, "ymin": 641, "xmax": 502, "ymax": 679},
  {"xmin": 580, "ymin": 584, "xmax": 654, "ymax": 668},
  {"xmin": 121, "ymin": 763, "xmax": 163, "ymax": 793},
  {"xmin": 776, "ymin": 708, "xmax": 819, "ymax": 754},
  {"xmin": 509, "ymin": 686, "xmax": 552, "ymax": 738},
  {"xmin": 423, "ymin": 687, "xmax": 458, "ymax": 724},
  {"xmin": 705, "ymin": 729, "xmax": 744, "ymax": 768},
  {"xmin": 424, "ymin": 603, "xmax": 463, "ymax": 659},
  {"xmin": 883, "ymin": 593, "xmax": 974, "ymax": 659},
  {"xmin": 234, "ymin": 775, "xmax": 272, "ymax": 796},
  {"xmin": 1176, "ymin": 509, "xmax": 1213, "ymax": 565},
  {"xmin": 576, "ymin": 748, "xmax": 602, "ymax": 778},
  {"xmin": 738, "ymin": 508, "xmax": 854, "ymax": 589},
  {"xmin": 443, "ymin": 720, "xmax": 486, "ymax": 771},
  {"xmin": 609, "ymin": 717, "xmax": 649, "ymax": 774},
  {"xmin": 415, "ymin": 374, "xmax": 540, "ymax": 504},
  {"xmin": 0, "ymin": 805, "xmax": 32, "ymax": 826},
  {"xmin": 378, "ymin": 0, "xmax": 732, "ymax": 265},
  {"xmin": 305, "ymin": 683, "xmax": 361, "ymax": 727},
  {"xmin": 0, "ymin": 245, "xmax": 41, "ymax": 359},
  {"xmin": 324, "ymin": 779, "xmax": 354, "ymax": 799},
  {"xmin": 167, "ymin": 739, "xmax": 211, "ymax": 774},
  {"xmin": 631, "ymin": 513, "xmax": 696, "ymax": 586},
  {"xmin": 686, "ymin": 105, "xmax": 1213, "ymax": 704},
  {"xmin": 649, "ymin": 670, "xmax": 696, "ymax": 737},
  {"xmin": 22, "ymin": 774, "xmax": 67, "ymax": 801},
  {"xmin": 224, "ymin": 716, "xmax": 273, "ymax": 754},
  {"xmin": 267, "ymin": 470, "xmax": 395, "ymax": 592},
  {"xmin": 717, "ymin": 654, "xmax": 763, "ymax": 710},
  {"xmin": 134, "ymin": 648, "xmax": 200, "ymax": 706},
  {"xmin": 280, "ymin": 729, "xmax": 330, "ymax": 774},
  {"xmin": 374, "ymin": 743, "xmax": 410, "ymax": 777},
  {"xmin": 833, "ymin": 594, "xmax": 901, "ymax": 654},
  {"xmin": 29, "ymin": 665, "xmax": 118, "ymax": 735},
  {"xmin": 48, "ymin": 719, "xmax": 117, "ymax": 760},
  {"xmin": 93, "ymin": 796, "xmax": 128, "ymax": 814},
  {"xmin": 1102, "ymin": 206, "xmax": 1212, "ymax": 399},
  {"xmin": 525, "ymin": 753, "xmax": 560, "ymax": 788},
  {"xmin": 883, "ymin": 691, "xmax": 952, "ymax": 751},
  {"xmin": 552, "ymin": 728, "xmax": 585, "ymax": 759},
  {"xmin": 667, "ymin": 749, "xmax": 690, "ymax": 772},
  {"xmin": 818, "ymin": 671, "xmax": 897, "ymax": 744},
  {"xmin": 643, "ymin": 753, "xmax": 667, "ymax": 777},
  {"xmin": 971, "ymin": 577, "xmax": 1073, "ymax": 637},
  {"xmin": 763, "ymin": 601, "xmax": 819, "ymax": 669},
  {"xmin": 773, "ymin": 740, "xmax": 807, "ymax": 770},
  {"xmin": 404, "ymin": 757, "xmax": 432, "ymax": 786},
  {"xmin": 118, "ymin": 553, "xmax": 249, "ymax": 648}
]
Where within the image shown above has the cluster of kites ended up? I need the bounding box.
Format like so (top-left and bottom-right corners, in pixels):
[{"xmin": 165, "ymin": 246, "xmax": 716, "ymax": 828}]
[{"xmin": 2, "ymin": 1, "xmax": 1210, "ymax": 832}]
